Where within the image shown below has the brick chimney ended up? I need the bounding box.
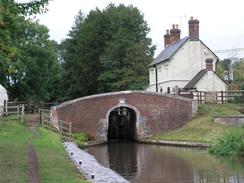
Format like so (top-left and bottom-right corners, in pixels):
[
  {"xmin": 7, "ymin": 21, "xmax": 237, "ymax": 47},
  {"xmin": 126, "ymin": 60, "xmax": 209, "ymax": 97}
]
[
  {"xmin": 170, "ymin": 24, "xmax": 181, "ymax": 44},
  {"xmin": 164, "ymin": 30, "xmax": 170, "ymax": 48},
  {"xmin": 205, "ymin": 58, "xmax": 213, "ymax": 71},
  {"xmin": 188, "ymin": 17, "xmax": 200, "ymax": 41}
]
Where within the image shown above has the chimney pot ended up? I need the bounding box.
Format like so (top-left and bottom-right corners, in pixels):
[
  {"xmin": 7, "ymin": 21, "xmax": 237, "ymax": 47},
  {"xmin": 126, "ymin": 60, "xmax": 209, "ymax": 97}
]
[
  {"xmin": 205, "ymin": 58, "xmax": 213, "ymax": 71},
  {"xmin": 172, "ymin": 24, "xmax": 175, "ymax": 29},
  {"xmin": 164, "ymin": 29, "xmax": 171, "ymax": 48},
  {"xmin": 188, "ymin": 17, "xmax": 200, "ymax": 41},
  {"xmin": 176, "ymin": 24, "xmax": 179, "ymax": 29}
]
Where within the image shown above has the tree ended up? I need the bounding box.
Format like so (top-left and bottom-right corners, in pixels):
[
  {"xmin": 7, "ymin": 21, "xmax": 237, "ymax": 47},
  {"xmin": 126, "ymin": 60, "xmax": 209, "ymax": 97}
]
[
  {"xmin": 9, "ymin": 21, "xmax": 61, "ymax": 101},
  {"xmin": 233, "ymin": 58, "xmax": 244, "ymax": 82},
  {"xmin": 0, "ymin": 0, "xmax": 60, "ymax": 102},
  {"xmin": 60, "ymin": 4, "xmax": 155, "ymax": 99}
]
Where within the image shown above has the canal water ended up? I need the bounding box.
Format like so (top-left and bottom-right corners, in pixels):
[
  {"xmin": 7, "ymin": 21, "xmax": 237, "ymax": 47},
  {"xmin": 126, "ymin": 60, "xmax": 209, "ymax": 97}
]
[{"xmin": 87, "ymin": 142, "xmax": 244, "ymax": 183}]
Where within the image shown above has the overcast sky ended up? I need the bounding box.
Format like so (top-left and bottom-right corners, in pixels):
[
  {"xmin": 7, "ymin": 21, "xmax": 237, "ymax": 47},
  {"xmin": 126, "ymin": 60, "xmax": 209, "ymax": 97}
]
[{"xmin": 21, "ymin": 0, "xmax": 244, "ymax": 59}]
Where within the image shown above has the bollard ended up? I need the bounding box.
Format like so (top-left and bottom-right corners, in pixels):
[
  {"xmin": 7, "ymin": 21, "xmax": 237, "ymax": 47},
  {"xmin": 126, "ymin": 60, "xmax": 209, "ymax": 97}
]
[
  {"xmin": 91, "ymin": 174, "xmax": 95, "ymax": 179},
  {"xmin": 64, "ymin": 145, "xmax": 67, "ymax": 149},
  {"xmin": 71, "ymin": 152, "xmax": 73, "ymax": 155},
  {"xmin": 79, "ymin": 161, "xmax": 82, "ymax": 165}
]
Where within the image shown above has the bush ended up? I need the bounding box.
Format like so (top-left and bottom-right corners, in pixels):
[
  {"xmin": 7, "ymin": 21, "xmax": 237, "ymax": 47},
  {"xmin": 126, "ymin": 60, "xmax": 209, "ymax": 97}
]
[
  {"xmin": 209, "ymin": 129, "xmax": 244, "ymax": 157},
  {"xmin": 72, "ymin": 132, "xmax": 87, "ymax": 148}
]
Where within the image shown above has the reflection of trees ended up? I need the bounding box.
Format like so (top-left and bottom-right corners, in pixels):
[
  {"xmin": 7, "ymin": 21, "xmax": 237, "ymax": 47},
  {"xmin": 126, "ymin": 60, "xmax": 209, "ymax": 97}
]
[
  {"xmin": 88, "ymin": 144, "xmax": 244, "ymax": 183},
  {"xmin": 150, "ymin": 147, "xmax": 244, "ymax": 183}
]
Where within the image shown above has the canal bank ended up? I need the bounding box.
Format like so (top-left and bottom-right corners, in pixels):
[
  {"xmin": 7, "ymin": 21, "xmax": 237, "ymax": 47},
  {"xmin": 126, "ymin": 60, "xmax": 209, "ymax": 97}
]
[
  {"xmin": 138, "ymin": 139, "xmax": 210, "ymax": 148},
  {"xmin": 63, "ymin": 142, "xmax": 129, "ymax": 183}
]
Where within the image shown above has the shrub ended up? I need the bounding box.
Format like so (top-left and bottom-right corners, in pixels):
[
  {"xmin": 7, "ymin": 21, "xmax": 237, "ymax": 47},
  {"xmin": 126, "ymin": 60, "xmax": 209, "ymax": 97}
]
[
  {"xmin": 209, "ymin": 129, "xmax": 244, "ymax": 157},
  {"xmin": 72, "ymin": 132, "xmax": 87, "ymax": 148}
]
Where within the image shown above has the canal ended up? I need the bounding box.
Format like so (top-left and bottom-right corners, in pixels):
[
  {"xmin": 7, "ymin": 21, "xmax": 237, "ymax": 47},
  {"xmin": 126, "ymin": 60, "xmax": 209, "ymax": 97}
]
[{"xmin": 87, "ymin": 142, "xmax": 244, "ymax": 183}]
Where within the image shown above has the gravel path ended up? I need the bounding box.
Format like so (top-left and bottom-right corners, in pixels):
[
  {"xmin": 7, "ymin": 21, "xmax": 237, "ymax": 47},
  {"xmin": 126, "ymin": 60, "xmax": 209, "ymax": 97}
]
[{"xmin": 64, "ymin": 142, "xmax": 129, "ymax": 183}]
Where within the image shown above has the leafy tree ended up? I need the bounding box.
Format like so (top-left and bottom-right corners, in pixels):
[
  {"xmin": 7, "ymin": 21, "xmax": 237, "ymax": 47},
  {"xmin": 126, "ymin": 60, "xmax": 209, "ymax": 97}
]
[
  {"xmin": 60, "ymin": 4, "xmax": 155, "ymax": 99},
  {"xmin": 216, "ymin": 61, "xmax": 225, "ymax": 79},
  {"xmin": 233, "ymin": 58, "xmax": 244, "ymax": 82},
  {"xmin": 0, "ymin": 0, "xmax": 60, "ymax": 102},
  {"xmin": 9, "ymin": 21, "xmax": 61, "ymax": 101}
]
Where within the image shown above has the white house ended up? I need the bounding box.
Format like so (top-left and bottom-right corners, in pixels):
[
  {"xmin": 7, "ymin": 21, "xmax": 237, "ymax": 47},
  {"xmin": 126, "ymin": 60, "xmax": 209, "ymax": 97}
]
[
  {"xmin": 0, "ymin": 84, "xmax": 8, "ymax": 106},
  {"xmin": 147, "ymin": 17, "xmax": 228, "ymax": 94}
]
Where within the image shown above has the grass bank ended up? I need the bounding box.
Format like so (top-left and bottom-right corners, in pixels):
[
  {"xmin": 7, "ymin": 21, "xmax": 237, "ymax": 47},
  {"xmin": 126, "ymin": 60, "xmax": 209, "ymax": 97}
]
[
  {"xmin": 151, "ymin": 103, "xmax": 243, "ymax": 144},
  {"xmin": 0, "ymin": 116, "xmax": 31, "ymax": 183},
  {"xmin": 0, "ymin": 116, "xmax": 88, "ymax": 183}
]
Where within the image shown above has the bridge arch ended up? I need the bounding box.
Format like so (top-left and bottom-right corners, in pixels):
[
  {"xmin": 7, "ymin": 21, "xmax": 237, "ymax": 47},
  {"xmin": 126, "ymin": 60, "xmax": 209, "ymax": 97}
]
[{"xmin": 106, "ymin": 103, "xmax": 141, "ymax": 141}]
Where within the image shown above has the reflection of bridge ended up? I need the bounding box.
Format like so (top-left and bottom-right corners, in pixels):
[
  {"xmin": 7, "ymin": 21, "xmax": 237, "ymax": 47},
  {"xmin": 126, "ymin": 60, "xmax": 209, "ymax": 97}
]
[{"xmin": 51, "ymin": 91, "xmax": 196, "ymax": 141}]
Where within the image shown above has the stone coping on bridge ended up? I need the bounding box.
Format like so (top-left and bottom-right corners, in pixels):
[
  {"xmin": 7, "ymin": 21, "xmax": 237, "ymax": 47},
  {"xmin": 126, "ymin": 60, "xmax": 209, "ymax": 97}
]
[
  {"xmin": 55, "ymin": 90, "xmax": 193, "ymax": 109},
  {"xmin": 138, "ymin": 139, "xmax": 210, "ymax": 148}
]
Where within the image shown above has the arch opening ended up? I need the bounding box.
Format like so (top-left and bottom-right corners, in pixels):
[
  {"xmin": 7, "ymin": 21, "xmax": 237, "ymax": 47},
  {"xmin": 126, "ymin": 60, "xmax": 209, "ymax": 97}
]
[{"xmin": 107, "ymin": 107, "xmax": 136, "ymax": 141}]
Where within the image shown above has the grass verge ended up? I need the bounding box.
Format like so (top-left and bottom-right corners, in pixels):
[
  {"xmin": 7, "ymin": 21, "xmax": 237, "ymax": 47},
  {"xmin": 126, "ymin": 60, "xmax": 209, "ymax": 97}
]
[
  {"xmin": 72, "ymin": 132, "xmax": 87, "ymax": 148},
  {"xmin": 0, "ymin": 116, "xmax": 88, "ymax": 183},
  {"xmin": 33, "ymin": 128, "xmax": 88, "ymax": 183},
  {"xmin": 209, "ymin": 129, "xmax": 244, "ymax": 157},
  {"xmin": 0, "ymin": 116, "xmax": 31, "ymax": 183},
  {"xmin": 151, "ymin": 103, "xmax": 243, "ymax": 144}
]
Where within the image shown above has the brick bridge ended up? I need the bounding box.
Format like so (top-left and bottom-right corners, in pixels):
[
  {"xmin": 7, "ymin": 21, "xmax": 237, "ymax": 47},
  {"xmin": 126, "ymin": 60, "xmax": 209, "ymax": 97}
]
[{"xmin": 51, "ymin": 91, "xmax": 197, "ymax": 141}]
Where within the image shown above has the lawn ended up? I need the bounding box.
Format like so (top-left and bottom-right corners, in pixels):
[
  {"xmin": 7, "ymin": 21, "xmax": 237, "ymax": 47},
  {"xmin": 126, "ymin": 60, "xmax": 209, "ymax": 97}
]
[
  {"xmin": 151, "ymin": 103, "xmax": 243, "ymax": 144},
  {"xmin": 0, "ymin": 116, "xmax": 88, "ymax": 183}
]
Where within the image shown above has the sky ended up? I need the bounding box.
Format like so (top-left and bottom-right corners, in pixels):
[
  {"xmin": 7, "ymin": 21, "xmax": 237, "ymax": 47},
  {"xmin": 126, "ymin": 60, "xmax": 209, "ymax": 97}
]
[{"xmin": 20, "ymin": 0, "xmax": 244, "ymax": 59}]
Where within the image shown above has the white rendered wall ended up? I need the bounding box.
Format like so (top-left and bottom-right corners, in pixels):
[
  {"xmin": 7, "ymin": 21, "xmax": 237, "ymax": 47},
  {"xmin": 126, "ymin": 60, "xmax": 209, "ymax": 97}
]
[
  {"xmin": 195, "ymin": 71, "xmax": 227, "ymax": 91},
  {"xmin": 0, "ymin": 85, "xmax": 8, "ymax": 106},
  {"xmin": 147, "ymin": 39, "xmax": 219, "ymax": 92}
]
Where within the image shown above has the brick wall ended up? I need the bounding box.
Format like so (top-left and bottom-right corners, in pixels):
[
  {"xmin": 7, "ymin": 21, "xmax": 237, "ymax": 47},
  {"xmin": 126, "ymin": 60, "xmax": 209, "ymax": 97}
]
[{"xmin": 53, "ymin": 91, "xmax": 194, "ymax": 141}]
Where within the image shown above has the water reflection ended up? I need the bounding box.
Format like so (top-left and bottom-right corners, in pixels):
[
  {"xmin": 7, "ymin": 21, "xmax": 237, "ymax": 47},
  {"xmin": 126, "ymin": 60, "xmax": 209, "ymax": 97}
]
[{"xmin": 87, "ymin": 142, "xmax": 244, "ymax": 183}]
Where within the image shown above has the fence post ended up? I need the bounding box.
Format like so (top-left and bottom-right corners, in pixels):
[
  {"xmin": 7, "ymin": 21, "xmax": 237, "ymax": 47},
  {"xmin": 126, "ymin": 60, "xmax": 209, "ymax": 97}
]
[
  {"xmin": 69, "ymin": 123, "xmax": 72, "ymax": 137},
  {"xmin": 21, "ymin": 104, "xmax": 24, "ymax": 123},
  {"xmin": 60, "ymin": 120, "xmax": 63, "ymax": 135},
  {"xmin": 221, "ymin": 91, "xmax": 224, "ymax": 104},
  {"xmin": 200, "ymin": 92, "xmax": 202, "ymax": 103},
  {"xmin": 41, "ymin": 110, "xmax": 44, "ymax": 127},
  {"xmin": 49, "ymin": 115, "xmax": 52, "ymax": 130},
  {"xmin": 4, "ymin": 100, "xmax": 7, "ymax": 116},
  {"xmin": 17, "ymin": 105, "xmax": 20, "ymax": 118}
]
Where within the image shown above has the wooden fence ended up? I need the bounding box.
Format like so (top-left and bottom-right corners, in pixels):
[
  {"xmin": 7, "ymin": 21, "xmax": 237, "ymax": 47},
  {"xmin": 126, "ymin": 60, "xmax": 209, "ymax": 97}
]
[
  {"xmin": 7, "ymin": 101, "xmax": 54, "ymax": 114},
  {"xmin": 0, "ymin": 105, "xmax": 25, "ymax": 122},
  {"xmin": 179, "ymin": 90, "xmax": 244, "ymax": 104},
  {"xmin": 39, "ymin": 109, "xmax": 72, "ymax": 137}
]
